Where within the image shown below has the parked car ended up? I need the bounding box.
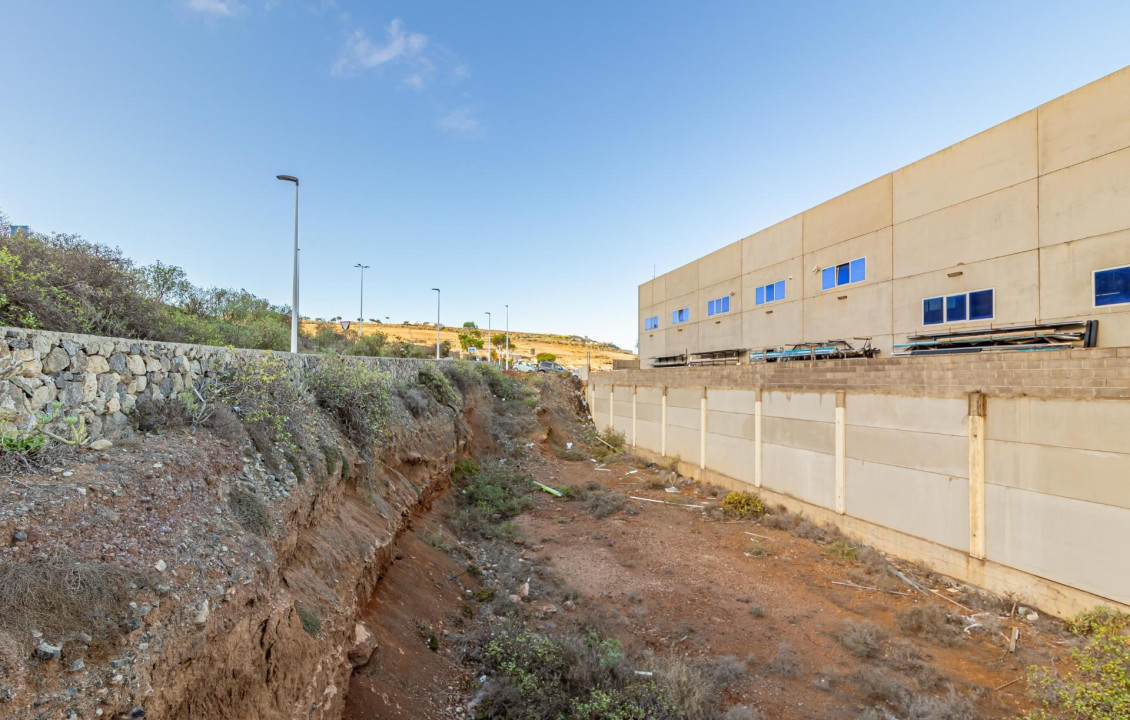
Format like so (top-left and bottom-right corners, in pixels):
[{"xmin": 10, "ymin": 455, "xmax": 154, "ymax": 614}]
[
  {"xmin": 537, "ymin": 361, "xmax": 569, "ymax": 374},
  {"xmin": 512, "ymin": 362, "xmax": 537, "ymax": 373}
]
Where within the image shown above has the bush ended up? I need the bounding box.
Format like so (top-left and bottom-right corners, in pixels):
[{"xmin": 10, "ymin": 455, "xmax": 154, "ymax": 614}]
[
  {"xmin": 418, "ymin": 364, "xmax": 459, "ymax": 407},
  {"xmin": 1026, "ymin": 614, "xmax": 1130, "ymax": 720},
  {"xmin": 0, "ymin": 556, "xmax": 146, "ymax": 649},
  {"xmin": 229, "ymin": 487, "xmax": 272, "ymax": 535},
  {"xmin": 450, "ymin": 463, "xmax": 535, "ymax": 540},
  {"xmin": 304, "ymin": 354, "xmax": 394, "ymax": 453},
  {"xmin": 1066, "ymin": 606, "xmax": 1130, "ymax": 636},
  {"xmin": 584, "ymin": 490, "xmax": 627, "ymax": 519},
  {"xmin": 721, "ymin": 491, "xmax": 764, "ymax": 519},
  {"xmin": 296, "ymin": 605, "xmax": 322, "ymax": 637},
  {"xmin": 215, "ymin": 355, "xmax": 305, "ymax": 448},
  {"xmin": 836, "ymin": 619, "xmax": 887, "ymax": 658},
  {"xmin": 536, "ymin": 352, "xmax": 557, "ymax": 363},
  {"xmin": 895, "ymin": 605, "xmax": 962, "ymax": 647}
]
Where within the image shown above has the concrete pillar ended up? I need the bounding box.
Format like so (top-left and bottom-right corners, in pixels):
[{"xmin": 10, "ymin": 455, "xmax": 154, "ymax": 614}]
[
  {"xmin": 968, "ymin": 392, "xmax": 987, "ymax": 560},
  {"xmin": 661, "ymin": 387, "xmax": 668, "ymax": 457},
  {"xmin": 631, "ymin": 386, "xmax": 637, "ymax": 447},
  {"xmin": 699, "ymin": 387, "xmax": 707, "ymax": 470},
  {"xmin": 835, "ymin": 391, "xmax": 847, "ymax": 515},
  {"xmin": 609, "ymin": 384, "xmax": 615, "ymax": 432},
  {"xmin": 754, "ymin": 389, "xmax": 763, "ymax": 488}
]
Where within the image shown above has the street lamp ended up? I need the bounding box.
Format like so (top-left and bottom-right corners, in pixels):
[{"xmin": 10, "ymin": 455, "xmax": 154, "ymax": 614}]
[
  {"xmin": 354, "ymin": 263, "xmax": 370, "ymax": 338},
  {"xmin": 485, "ymin": 311, "xmax": 492, "ymax": 365},
  {"xmin": 276, "ymin": 174, "xmax": 300, "ymax": 353},
  {"xmin": 431, "ymin": 288, "xmax": 441, "ymax": 359},
  {"xmin": 505, "ymin": 304, "xmax": 510, "ymax": 370}
]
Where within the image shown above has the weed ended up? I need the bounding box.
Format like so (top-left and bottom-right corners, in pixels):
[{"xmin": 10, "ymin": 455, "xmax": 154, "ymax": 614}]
[
  {"xmin": 851, "ymin": 665, "xmax": 912, "ymax": 710},
  {"xmin": 749, "ymin": 605, "xmax": 766, "ymax": 618},
  {"xmin": 895, "ymin": 605, "xmax": 962, "ymax": 647},
  {"xmin": 0, "ymin": 556, "xmax": 146, "ymax": 650},
  {"xmin": 700, "ymin": 655, "xmax": 748, "ymax": 686},
  {"xmin": 229, "ymin": 487, "xmax": 272, "ymax": 535},
  {"xmin": 453, "ymin": 457, "xmax": 480, "ymax": 480},
  {"xmin": 1065, "ymin": 606, "xmax": 1130, "ymax": 636},
  {"xmin": 216, "ymin": 355, "xmax": 305, "ymax": 448},
  {"xmin": 396, "ymin": 384, "xmax": 431, "ymax": 417},
  {"xmin": 837, "ymin": 619, "xmax": 887, "ymax": 658},
  {"xmin": 450, "ymin": 463, "xmax": 535, "ymax": 541},
  {"xmin": 905, "ymin": 690, "xmax": 976, "ymax": 720},
  {"xmin": 763, "ymin": 641, "xmax": 799, "ymax": 677},
  {"xmin": 423, "ymin": 529, "xmax": 451, "ymax": 551},
  {"xmin": 1024, "ymin": 620, "xmax": 1130, "ymax": 720},
  {"xmin": 584, "ymin": 490, "xmax": 627, "ymax": 519},
  {"xmin": 296, "ymin": 605, "xmax": 321, "ymax": 637},
  {"xmin": 721, "ymin": 491, "xmax": 764, "ymax": 519},
  {"xmin": 824, "ymin": 539, "xmax": 859, "ymax": 562},
  {"xmin": 417, "ymin": 363, "xmax": 459, "ymax": 407}
]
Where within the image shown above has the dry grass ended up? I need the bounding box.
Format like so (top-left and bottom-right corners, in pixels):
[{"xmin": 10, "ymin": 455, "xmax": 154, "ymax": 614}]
[
  {"xmin": 895, "ymin": 605, "xmax": 963, "ymax": 647},
  {"xmin": 837, "ymin": 619, "xmax": 888, "ymax": 658},
  {"xmin": 229, "ymin": 487, "xmax": 272, "ymax": 535},
  {"xmin": 583, "ymin": 490, "xmax": 627, "ymax": 519},
  {"xmin": 0, "ymin": 557, "xmax": 145, "ymax": 649}
]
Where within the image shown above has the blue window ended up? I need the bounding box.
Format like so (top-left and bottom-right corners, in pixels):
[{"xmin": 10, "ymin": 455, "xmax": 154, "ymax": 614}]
[
  {"xmin": 1095, "ymin": 266, "xmax": 1130, "ymax": 307},
  {"xmin": 707, "ymin": 296, "xmax": 731, "ymax": 317},
  {"xmin": 672, "ymin": 307, "xmax": 690, "ymax": 324},
  {"xmin": 754, "ymin": 280, "xmax": 786, "ymax": 306},
  {"xmin": 969, "ymin": 289, "xmax": 993, "ymax": 320},
  {"xmin": 923, "ymin": 289, "xmax": 993, "ymax": 325},
  {"xmin": 822, "ymin": 258, "xmax": 866, "ymax": 291},
  {"xmin": 923, "ymin": 297, "xmax": 944, "ymax": 325},
  {"xmin": 945, "ymin": 294, "xmax": 967, "ymax": 322},
  {"xmin": 644, "ymin": 316, "xmax": 659, "ymax": 331}
]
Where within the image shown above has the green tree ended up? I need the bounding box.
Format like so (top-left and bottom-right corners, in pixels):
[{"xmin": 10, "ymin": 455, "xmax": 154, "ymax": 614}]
[{"xmin": 536, "ymin": 352, "xmax": 557, "ymax": 363}]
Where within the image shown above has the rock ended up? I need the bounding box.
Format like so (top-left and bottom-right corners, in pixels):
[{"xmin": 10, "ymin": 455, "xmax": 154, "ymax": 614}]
[
  {"xmin": 33, "ymin": 641, "xmax": 62, "ymax": 661},
  {"xmin": 44, "ymin": 347, "xmax": 71, "ymax": 373},
  {"xmin": 61, "ymin": 382, "xmax": 84, "ymax": 407},
  {"xmin": 127, "ymin": 375, "xmax": 147, "ymax": 394},
  {"xmin": 194, "ymin": 599, "xmax": 209, "ymax": 625},
  {"xmin": 68, "ymin": 351, "xmax": 88, "ymax": 374},
  {"xmin": 130, "ymin": 709, "xmax": 147, "ymax": 718},
  {"xmin": 68, "ymin": 659, "xmax": 85, "ymax": 672},
  {"xmin": 59, "ymin": 339, "xmax": 81, "ymax": 356},
  {"xmin": 82, "ymin": 374, "xmax": 99, "ymax": 403},
  {"xmin": 507, "ymin": 594, "xmax": 521, "ymax": 604},
  {"xmin": 1026, "ymin": 612, "xmax": 1039, "ymax": 622},
  {"xmin": 348, "ymin": 622, "xmax": 378, "ymax": 666},
  {"xmin": 535, "ymin": 603, "xmax": 558, "ymax": 618},
  {"xmin": 12, "ymin": 531, "xmax": 27, "ymax": 542},
  {"xmin": 89, "ymin": 438, "xmax": 113, "ymax": 452},
  {"xmin": 126, "ymin": 355, "xmax": 146, "ymax": 376},
  {"xmin": 108, "ymin": 354, "xmax": 129, "ymax": 375},
  {"xmin": 154, "ymin": 559, "xmax": 166, "ymax": 572},
  {"xmin": 106, "ymin": 396, "xmax": 122, "ymax": 414},
  {"xmin": 518, "ymin": 581, "xmax": 530, "ymax": 598},
  {"xmin": 85, "ymin": 355, "xmax": 110, "ymax": 375},
  {"xmin": 77, "ymin": 632, "xmax": 93, "ymax": 644},
  {"xmin": 29, "ymin": 383, "xmax": 57, "ymax": 410}
]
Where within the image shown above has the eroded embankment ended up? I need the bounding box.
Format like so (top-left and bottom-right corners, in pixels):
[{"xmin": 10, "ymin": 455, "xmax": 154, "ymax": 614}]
[{"xmin": 0, "ymin": 359, "xmax": 518, "ymax": 720}]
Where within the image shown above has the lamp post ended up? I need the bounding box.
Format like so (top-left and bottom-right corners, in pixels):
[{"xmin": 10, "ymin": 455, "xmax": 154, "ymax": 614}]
[
  {"xmin": 354, "ymin": 263, "xmax": 370, "ymax": 338},
  {"xmin": 485, "ymin": 311, "xmax": 492, "ymax": 364},
  {"xmin": 505, "ymin": 304, "xmax": 510, "ymax": 370},
  {"xmin": 276, "ymin": 174, "xmax": 300, "ymax": 353},
  {"xmin": 431, "ymin": 288, "xmax": 441, "ymax": 359}
]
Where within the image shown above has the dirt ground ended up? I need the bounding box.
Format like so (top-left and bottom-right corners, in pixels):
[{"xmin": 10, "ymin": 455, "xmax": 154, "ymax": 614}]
[{"xmin": 343, "ymin": 377, "xmax": 1075, "ymax": 720}]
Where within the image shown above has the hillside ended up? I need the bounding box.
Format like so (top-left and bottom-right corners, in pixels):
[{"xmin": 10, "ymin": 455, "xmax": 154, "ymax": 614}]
[{"xmin": 300, "ymin": 320, "xmax": 635, "ymax": 370}]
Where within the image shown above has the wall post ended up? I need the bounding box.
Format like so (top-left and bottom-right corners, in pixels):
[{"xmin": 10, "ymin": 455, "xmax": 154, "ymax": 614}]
[
  {"xmin": 968, "ymin": 392, "xmax": 987, "ymax": 560},
  {"xmin": 835, "ymin": 391, "xmax": 847, "ymax": 515},
  {"xmin": 661, "ymin": 386, "xmax": 668, "ymax": 457},
  {"xmin": 754, "ymin": 389, "xmax": 763, "ymax": 488},
  {"xmin": 699, "ymin": 387, "xmax": 707, "ymax": 470},
  {"xmin": 631, "ymin": 386, "xmax": 638, "ymax": 447},
  {"xmin": 609, "ymin": 384, "xmax": 615, "ymax": 432}
]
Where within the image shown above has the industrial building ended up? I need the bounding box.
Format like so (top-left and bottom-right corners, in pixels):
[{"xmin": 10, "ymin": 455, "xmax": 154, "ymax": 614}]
[{"xmin": 638, "ymin": 65, "xmax": 1130, "ymax": 365}]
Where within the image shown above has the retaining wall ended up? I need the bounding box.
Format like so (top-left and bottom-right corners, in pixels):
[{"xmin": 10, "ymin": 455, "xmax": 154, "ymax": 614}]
[
  {"xmin": 0, "ymin": 327, "xmax": 445, "ymax": 441},
  {"xmin": 589, "ymin": 353, "xmax": 1130, "ymax": 617}
]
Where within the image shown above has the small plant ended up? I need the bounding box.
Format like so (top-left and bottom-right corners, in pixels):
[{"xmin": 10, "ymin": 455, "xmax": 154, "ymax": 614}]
[
  {"xmin": 296, "ymin": 605, "xmax": 322, "ymax": 637},
  {"xmin": 836, "ymin": 619, "xmax": 887, "ymax": 658},
  {"xmin": 584, "ymin": 490, "xmax": 627, "ymax": 519},
  {"xmin": 304, "ymin": 354, "xmax": 394, "ymax": 454},
  {"xmin": 417, "ymin": 364, "xmax": 459, "ymax": 407},
  {"xmin": 721, "ymin": 491, "xmax": 764, "ymax": 519},
  {"xmin": 422, "ymin": 529, "xmax": 451, "ymax": 551},
  {"xmin": 895, "ymin": 605, "xmax": 962, "ymax": 647},
  {"xmin": 1024, "ymin": 623, "xmax": 1129, "ymax": 720},
  {"xmin": 1065, "ymin": 606, "xmax": 1130, "ymax": 636},
  {"xmin": 763, "ymin": 641, "xmax": 799, "ymax": 677},
  {"xmin": 823, "ymin": 539, "xmax": 858, "ymax": 562},
  {"xmin": 229, "ymin": 487, "xmax": 271, "ymax": 535},
  {"xmin": 453, "ymin": 457, "xmax": 480, "ymax": 480},
  {"xmin": 216, "ymin": 355, "xmax": 304, "ymax": 448}
]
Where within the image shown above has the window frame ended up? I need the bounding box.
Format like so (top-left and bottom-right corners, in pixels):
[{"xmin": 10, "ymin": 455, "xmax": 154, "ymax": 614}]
[
  {"xmin": 820, "ymin": 257, "xmax": 867, "ymax": 292},
  {"xmin": 707, "ymin": 296, "xmax": 731, "ymax": 317},
  {"xmin": 754, "ymin": 280, "xmax": 787, "ymax": 307},
  {"xmin": 643, "ymin": 315, "xmax": 659, "ymax": 331},
  {"xmin": 921, "ymin": 287, "xmax": 995, "ymax": 327},
  {"xmin": 1093, "ymin": 264, "xmax": 1130, "ymax": 308},
  {"xmin": 672, "ymin": 307, "xmax": 690, "ymax": 324}
]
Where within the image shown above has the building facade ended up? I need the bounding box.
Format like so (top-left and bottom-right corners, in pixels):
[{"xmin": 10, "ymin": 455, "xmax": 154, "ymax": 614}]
[{"xmin": 639, "ymin": 65, "xmax": 1130, "ymax": 362}]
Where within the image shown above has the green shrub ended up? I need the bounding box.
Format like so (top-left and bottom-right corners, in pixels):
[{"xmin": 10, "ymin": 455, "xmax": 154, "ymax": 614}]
[
  {"xmin": 418, "ymin": 363, "xmax": 459, "ymax": 407},
  {"xmin": 1066, "ymin": 606, "xmax": 1130, "ymax": 636},
  {"xmin": 823, "ymin": 539, "xmax": 858, "ymax": 561},
  {"xmin": 536, "ymin": 352, "xmax": 557, "ymax": 363},
  {"xmin": 721, "ymin": 491, "xmax": 764, "ymax": 519},
  {"xmin": 449, "ymin": 463, "xmax": 534, "ymax": 540},
  {"xmin": 215, "ymin": 355, "xmax": 305, "ymax": 447},
  {"xmin": 229, "ymin": 487, "xmax": 271, "ymax": 535},
  {"xmin": 1025, "ymin": 624, "xmax": 1129, "ymax": 720},
  {"xmin": 296, "ymin": 605, "xmax": 322, "ymax": 637},
  {"xmin": 304, "ymin": 354, "xmax": 393, "ymax": 453}
]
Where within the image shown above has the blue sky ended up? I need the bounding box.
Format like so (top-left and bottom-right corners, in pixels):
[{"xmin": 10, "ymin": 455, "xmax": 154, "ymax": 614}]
[{"xmin": 2, "ymin": 1, "xmax": 1128, "ymax": 350}]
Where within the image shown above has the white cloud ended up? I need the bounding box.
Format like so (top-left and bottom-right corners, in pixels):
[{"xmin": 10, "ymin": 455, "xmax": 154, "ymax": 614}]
[
  {"xmin": 186, "ymin": 0, "xmax": 244, "ymax": 16},
  {"xmin": 437, "ymin": 107, "xmax": 479, "ymax": 135},
  {"xmin": 332, "ymin": 19, "xmax": 428, "ymax": 76}
]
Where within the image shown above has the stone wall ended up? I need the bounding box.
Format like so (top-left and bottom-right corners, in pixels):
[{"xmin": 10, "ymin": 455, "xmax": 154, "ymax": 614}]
[{"xmin": 0, "ymin": 327, "xmax": 447, "ymax": 441}]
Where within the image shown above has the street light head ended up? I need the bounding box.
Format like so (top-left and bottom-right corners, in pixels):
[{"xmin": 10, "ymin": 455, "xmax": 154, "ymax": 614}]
[
  {"xmin": 276, "ymin": 175, "xmax": 299, "ymax": 184},
  {"xmin": 431, "ymin": 288, "xmax": 440, "ymax": 292},
  {"xmin": 355, "ymin": 263, "xmax": 369, "ymax": 269}
]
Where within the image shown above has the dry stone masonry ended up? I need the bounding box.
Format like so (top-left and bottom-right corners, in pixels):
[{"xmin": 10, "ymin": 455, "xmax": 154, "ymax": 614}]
[{"xmin": 0, "ymin": 326, "xmax": 445, "ymax": 442}]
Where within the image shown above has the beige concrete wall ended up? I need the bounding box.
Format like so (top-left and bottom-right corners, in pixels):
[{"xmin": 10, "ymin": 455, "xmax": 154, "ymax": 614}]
[
  {"xmin": 589, "ymin": 366, "xmax": 1130, "ymax": 614},
  {"xmin": 640, "ymin": 65, "xmax": 1130, "ymax": 362}
]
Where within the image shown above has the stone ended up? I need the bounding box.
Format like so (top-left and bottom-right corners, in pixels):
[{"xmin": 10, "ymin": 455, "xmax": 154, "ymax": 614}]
[
  {"xmin": 85, "ymin": 355, "xmax": 110, "ymax": 375},
  {"xmin": 60, "ymin": 340, "xmax": 81, "ymax": 356},
  {"xmin": 12, "ymin": 375, "xmax": 42, "ymax": 394},
  {"xmin": 144, "ymin": 357, "xmax": 162, "ymax": 373},
  {"xmin": 12, "ymin": 531, "xmax": 27, "ymax": 542},
  {"xmin": 68, "ymin": 351, "xmax": 88, "ymax": 374},
  {"xmin": 32, "ymin": 335, "xmax": 52, "ymax": 355},
  {"xmin": 68, "ymin": 659, "xmax": 84, "ymax": 672},
  {"xmin": 194, "ymin": 599, "xmax": 209, "ymax": 625},
  {"xmin": 108, "ymin": 354, "xmax": 128, "ymax": 375},
  {"xmin": 154, "ymin": 559, "xmax": 166, "ymax": 572},
  {"xmin": 127, "ymin": 376, "xmax": 147, "ymax": 394},
  {"xmin": 33, "ymin": 641, "xmax": 62, "ymax": 661},
  {"xmin": 89, "ymin": 439, "xmax": 113, "ymax": 452},
  {"xmin": 44, "ymin": 347, "xmax": 71, "ymax": 373},
  {"xmin": 82, "ymin": 375, "xmax": 99, "ymax": 403},
  {"xmin": 16, "ymin": 357, "xmax": 42, "ymax": 379},
  {"xmin": 348, "ymin": 622, "xmax": 378, "ymax": 666},
  {"xmin": 98, "ymin": 372, "xmax": 121, "ymax": 395},
  {"xmin": 126, "ymin": 355, "xmax": 146, "ymax": 376},
  {"xmin": 62, "ymin": 382, "xmax": 84, "ymax": 407},
  {"xmin": 106, "ymin": 397, "xmax": 121, "ymax": 414}
]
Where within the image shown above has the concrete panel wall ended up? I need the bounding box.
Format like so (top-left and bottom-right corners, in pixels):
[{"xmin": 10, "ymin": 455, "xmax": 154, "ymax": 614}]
[
  {"xmin": 588, "ymin": 370, "xmax": 1130, "ymax": 614},
  {"xmin": 1040, "ymin": 145, "xmax": 1130, "ymax": 247},
  {"xmin": 803, "ymin": 174, "xmax": 893, "ymax": 253},
  {"xmin": 742, "ymin": 215, "xmax": 802, "ymax": 270},
  {"xmin": 1039, "ymin": 66, "xmax": 1130, "ymax": 174}
]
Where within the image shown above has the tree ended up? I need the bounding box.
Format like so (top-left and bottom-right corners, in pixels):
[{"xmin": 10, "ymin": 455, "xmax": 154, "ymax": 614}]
[
  {"xmin": 463, "ymin": 321, "xmax": 478, "ymax": 329},
  {"xmin": 536, "ymin": 352, "xmax": 557, "ymax": 363},
  {"xmin": 491, "ymin": 333, "xmax": 507, "ymax": 347}
]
